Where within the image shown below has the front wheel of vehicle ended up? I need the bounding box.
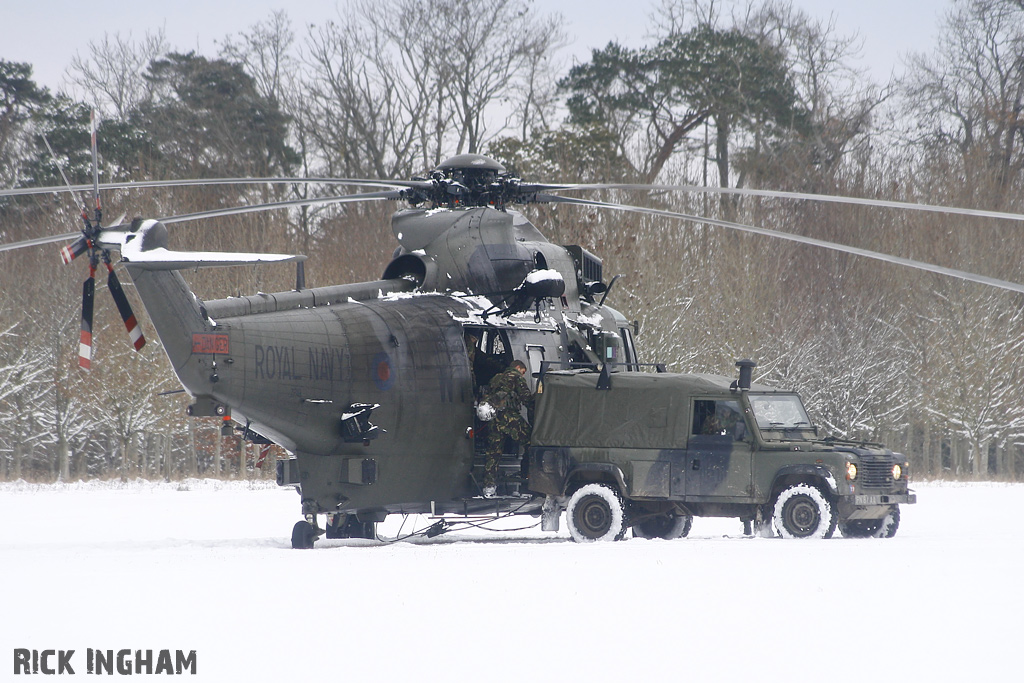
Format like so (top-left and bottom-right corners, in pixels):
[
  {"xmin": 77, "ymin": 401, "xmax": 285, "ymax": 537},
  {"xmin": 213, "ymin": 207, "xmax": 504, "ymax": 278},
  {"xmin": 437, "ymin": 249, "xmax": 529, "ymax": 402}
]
[
  {"xmin": 772, "ymin": 484, "xmax": 836, "ymax": 539},
  {"xmin": 873, "ymin": 506, "xmax": 900, "ymax": 538},
  {"xmin": 566, "ymin": 483, "xmax": 627, "ymax": 543},
  {"xmin": 839, "ymin": 505, "xmax": 901, "ymax": 539}
]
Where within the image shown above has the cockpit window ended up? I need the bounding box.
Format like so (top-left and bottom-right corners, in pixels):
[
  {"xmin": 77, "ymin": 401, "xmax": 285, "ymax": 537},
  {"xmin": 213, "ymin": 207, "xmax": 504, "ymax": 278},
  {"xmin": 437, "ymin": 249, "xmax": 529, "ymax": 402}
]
[{"xmin": 748, "ymin": 394, "xmax": 812, "ymax": 432}]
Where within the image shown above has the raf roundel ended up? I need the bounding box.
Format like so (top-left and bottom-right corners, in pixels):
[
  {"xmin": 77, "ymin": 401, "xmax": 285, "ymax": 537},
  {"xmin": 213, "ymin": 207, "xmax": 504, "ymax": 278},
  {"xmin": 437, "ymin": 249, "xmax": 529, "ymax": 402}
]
[{"xmin": 373, "ymin": 352, "xmax": 395, "ymax": 391}]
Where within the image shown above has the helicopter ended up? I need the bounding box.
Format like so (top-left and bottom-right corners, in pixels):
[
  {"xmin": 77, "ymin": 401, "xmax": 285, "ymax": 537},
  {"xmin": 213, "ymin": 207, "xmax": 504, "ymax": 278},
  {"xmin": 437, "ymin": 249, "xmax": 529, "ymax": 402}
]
[{"xmin": 2, "ymin": 120, "xmax": 1024, "ymax": 548}]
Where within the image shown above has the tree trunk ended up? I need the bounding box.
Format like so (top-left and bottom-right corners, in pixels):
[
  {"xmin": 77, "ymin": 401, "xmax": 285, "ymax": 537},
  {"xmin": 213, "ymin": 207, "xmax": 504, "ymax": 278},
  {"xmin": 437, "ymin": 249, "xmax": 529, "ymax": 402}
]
[
  {"xmin": 59, "ymin": 438, "xmax": 70, "ymax": 481},
  {"xmin": 996, "ymin": 439, "xmax": 1006, "ymax": 481},
  {"xmin": 961, "ymin": 437, "xmax": 970, "ymax": 478},
  {"xmin": 120, "ymin": 439, "xmax": 128, "ymax": 482},
  {"xmin": 163, "ymin": 434, "xmax": 172, "ymax": 481},
  {"xmin": 268, "ymin": 447, "xmax": 277, "ymax": 482},
  {"xmin": 214, "ymin": 428, "xmax": 223, "ymax": 479},
  {"xmin": 237, "ymin": 439, "xmax": 246, "ymax": 481},
  {"xmin": 971, "ymin": 439, "xmax": 981, "ymax": 480},
  {"xmin": 716, "ymin": 117, "xmax": 733, "ymax": 216},
  {"xmin": 187, "ymin": 420, "xmax": 198, "ymax": 478},
  {"xmin": 921, "ymin": 420, "xmax": 931, "ymax": 478},
  {"xmin": 952, "ymin": 435, "xmax": 963, "ymax": 477}
]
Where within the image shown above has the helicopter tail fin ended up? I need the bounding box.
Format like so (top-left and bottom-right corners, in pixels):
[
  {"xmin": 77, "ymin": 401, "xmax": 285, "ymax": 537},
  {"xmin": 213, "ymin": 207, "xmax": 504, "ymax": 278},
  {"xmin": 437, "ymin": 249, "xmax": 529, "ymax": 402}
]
[
  {"xmin": 106, "ymin": 219, "xmax": 302, "ymax": 375},
  {"xmin": 99, "ymin": 219, "xmax": 305, "ymax": 270}
]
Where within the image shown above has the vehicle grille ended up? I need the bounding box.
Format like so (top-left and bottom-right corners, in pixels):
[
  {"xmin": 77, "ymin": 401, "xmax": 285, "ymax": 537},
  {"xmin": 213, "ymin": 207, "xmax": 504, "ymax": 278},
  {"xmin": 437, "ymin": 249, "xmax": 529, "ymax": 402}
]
[{"xmin": 859, "ymin": 457, "xmax": 894, "ymax": 488}]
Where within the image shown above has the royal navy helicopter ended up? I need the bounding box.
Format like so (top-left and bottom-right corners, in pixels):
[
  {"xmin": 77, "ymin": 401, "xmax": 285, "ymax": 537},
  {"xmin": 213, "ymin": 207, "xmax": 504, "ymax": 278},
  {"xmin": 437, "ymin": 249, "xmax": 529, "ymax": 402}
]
[{"xmin": 3, "ymin": 120, "xmax": 1024, "ymax": 548}]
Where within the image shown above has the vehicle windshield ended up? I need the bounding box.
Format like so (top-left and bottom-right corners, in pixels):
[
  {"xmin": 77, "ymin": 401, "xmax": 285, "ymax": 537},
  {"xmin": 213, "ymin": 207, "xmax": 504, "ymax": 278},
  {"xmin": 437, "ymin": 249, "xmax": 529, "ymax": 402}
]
[{"xmin": 748, "ymin": 394, "xmax": 812, "ymax": 435}]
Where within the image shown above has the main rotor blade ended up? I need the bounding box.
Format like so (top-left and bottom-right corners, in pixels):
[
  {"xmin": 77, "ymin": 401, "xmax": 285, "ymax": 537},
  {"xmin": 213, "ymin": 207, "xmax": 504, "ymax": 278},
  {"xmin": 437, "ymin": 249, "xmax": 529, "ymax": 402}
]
[
  {"xmin": 8, "ymin": 172, "xmax": 1024, "ymax": 223},
  {"xmin": 80, "ymin": 272, "xmax": 95, "ymax": 371},
  {"xmin": 546, "ymin": 183, "xmax": 1024, "ymax": 224},
  {"xmin": 0, "ymin": 231, "xmax": 83, "ymax": 254},
  {"xmin": 106, "ymin": 265, "xmax": 145, "ymax": 351},
  {"xmin": 159, "ymin": 190, "xmax": 399, "ymax": 225},
  {"xmin": 0, "ymin": 191, "xmax": 397, "ymax": 254},
  {"xmin": 0, "ymin": 176, "xmax": 426, "ymax": 199},
  {"xmin": 539, "ymin": 194, "xmax": 1024, "ymax": 296}
]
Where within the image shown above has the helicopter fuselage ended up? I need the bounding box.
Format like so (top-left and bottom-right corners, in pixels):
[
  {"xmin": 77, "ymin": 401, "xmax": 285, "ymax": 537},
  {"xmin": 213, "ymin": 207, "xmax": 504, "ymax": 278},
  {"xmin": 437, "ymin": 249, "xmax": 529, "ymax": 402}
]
[{"xmin": 123, "ymin": 206, "xmax": 634, "ymax": 521}]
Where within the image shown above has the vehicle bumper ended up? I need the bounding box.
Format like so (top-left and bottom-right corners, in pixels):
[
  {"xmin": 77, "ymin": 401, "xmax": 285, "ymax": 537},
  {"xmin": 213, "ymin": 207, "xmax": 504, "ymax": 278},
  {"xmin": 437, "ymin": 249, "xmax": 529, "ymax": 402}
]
[
  {"xmin": 852, "ymin": 492, "xmax": 916, "ymax": 506},
  {"xmin": 836, "ymin": 490, "xmax": 915, "ymax": 521}
]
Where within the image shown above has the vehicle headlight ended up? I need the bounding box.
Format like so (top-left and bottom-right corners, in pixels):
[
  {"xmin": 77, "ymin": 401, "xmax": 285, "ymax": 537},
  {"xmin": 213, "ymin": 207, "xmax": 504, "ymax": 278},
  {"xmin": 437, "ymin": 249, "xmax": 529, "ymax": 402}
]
[
  {"xmin": 892, "ymin": 464, "xmax": 902, "ymax": 480},
  {"xmin": 846, "ymin": 462, "xmax": 857, "ymax": 480}
]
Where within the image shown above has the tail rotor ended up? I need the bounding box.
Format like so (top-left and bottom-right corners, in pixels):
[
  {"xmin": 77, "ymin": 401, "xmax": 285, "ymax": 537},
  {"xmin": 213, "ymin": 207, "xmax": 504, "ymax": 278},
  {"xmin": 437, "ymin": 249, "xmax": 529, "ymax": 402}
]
[{"xmin": 59, "ymin": 110, "xmax": 146, "ymax": 370}]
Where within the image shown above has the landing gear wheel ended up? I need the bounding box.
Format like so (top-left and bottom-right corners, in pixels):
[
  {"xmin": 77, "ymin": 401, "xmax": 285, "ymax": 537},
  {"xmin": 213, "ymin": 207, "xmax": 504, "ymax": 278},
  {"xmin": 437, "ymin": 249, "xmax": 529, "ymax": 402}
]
[
  {"xmin": 772, "ymin": 484, "xmax": 836, "ymax": 539},
  {"xmin": 291, "ymin": 520, "xmax": 317, "ymax": 549},
  {"xmin": 633, "ymin": 513, "xmax": 692, "ymax": 540},
  {"xmin": 566, "ymin": 483, "xmax": 627, "ymax": 543}
]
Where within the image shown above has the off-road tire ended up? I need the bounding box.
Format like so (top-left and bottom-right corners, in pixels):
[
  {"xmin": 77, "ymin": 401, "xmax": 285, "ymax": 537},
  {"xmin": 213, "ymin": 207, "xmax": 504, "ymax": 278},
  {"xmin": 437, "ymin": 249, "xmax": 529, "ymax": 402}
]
[
  {"xmin": 838, "ymin": 519, "xmax": 877, "ymax": 538},
  {"xmin": 772, "ymin": 484, "xmax": 836, "ymax": 539},
  {"xmin": 839, "ymin": 505, "xmax": 900, "ymax": 539},
  {"xmin": 566, "ymin": 483, "xmax": 627, "ymax": 542},
  {"xmin": 633, "ymin": 513, "xmax": 692, "ymax": 540},
  {"xmin": 874, "ymin": 506, "xmax": 900, "ymax": 538}
]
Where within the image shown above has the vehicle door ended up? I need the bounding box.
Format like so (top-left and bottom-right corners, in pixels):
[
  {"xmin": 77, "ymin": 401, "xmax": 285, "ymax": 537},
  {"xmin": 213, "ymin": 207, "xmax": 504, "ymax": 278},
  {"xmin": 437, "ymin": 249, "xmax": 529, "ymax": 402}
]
[{"xmin": 683, "ymin": 398, "xmax": 754, "ymax": 499}]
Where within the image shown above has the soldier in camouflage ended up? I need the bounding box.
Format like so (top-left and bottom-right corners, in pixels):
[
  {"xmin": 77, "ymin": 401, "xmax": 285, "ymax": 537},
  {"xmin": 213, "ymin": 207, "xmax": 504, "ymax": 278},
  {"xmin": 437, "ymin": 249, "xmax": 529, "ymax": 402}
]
[{"xmin": 483, "ymin": 360, "xmax": 534, "ymax": 495}]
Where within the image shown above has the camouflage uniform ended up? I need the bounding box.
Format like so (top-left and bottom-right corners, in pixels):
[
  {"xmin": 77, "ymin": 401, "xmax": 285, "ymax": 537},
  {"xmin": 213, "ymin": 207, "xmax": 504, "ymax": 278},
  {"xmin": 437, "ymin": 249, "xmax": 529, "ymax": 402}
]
[{"xmin": 483, "ymin": 366, "xmax": 534, "ymax": 487}]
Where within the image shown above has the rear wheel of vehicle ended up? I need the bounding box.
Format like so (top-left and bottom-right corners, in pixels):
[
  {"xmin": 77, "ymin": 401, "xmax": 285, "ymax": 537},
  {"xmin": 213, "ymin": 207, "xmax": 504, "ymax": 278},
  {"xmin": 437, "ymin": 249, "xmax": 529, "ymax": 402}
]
[
  {"xmin": 633, "ymin": 513, "xmax": 692, "ymax": 540},
  {"xmin": 291, "ymin": 520, "xmax": 317, "ymax": 549},
  {"xmin": 566, "ymin": 483, "xmax": 627, "ymax": 543},
  {"xmin": 772, "ymin": 484, "xmax": 836, "ymax": 539}
]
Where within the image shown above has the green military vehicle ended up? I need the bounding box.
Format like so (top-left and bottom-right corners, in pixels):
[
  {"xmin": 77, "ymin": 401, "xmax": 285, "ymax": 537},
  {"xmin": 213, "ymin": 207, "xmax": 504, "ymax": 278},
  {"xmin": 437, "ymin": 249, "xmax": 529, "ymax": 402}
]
[{"xmin": 526, "ymin": 361, "xmax": 916, "ymax": 541}]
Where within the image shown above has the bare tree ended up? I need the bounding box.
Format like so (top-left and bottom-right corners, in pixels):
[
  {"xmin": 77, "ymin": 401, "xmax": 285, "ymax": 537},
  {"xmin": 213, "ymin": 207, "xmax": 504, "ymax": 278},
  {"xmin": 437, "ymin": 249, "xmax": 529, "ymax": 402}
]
[
  {"xmin": 901, "ymin": 0, "xmax": 1024, "ymax": 197},
  {"xmin": 219, "ymin": 11, "xmax": 295, "ymax": 104},
  {"xmin": 66, "ymin": 30, "xmax": 168, "ymax": 119},
  {"xmin": 302, "ymin": 0, "xmax": 566, "ymax": 177}
]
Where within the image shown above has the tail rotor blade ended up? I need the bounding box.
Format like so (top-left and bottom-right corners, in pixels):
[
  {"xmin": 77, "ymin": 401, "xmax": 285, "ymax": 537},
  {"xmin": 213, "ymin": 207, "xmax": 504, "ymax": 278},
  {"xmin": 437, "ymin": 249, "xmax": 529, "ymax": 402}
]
[
  {"xmin": 80, "ymin": 272, "xmax": 95, "ymax": 370},
  {"xmin": 106, "ymin": 266, "xmax": 146, "ymax": 351}
]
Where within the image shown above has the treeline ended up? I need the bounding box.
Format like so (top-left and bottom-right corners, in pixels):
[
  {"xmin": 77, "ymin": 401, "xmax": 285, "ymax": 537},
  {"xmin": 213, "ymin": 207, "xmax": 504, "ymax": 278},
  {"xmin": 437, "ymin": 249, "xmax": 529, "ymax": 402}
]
[{"xmin": 1, "ymin": 0, "xmax": 1023, "ymax": 482}]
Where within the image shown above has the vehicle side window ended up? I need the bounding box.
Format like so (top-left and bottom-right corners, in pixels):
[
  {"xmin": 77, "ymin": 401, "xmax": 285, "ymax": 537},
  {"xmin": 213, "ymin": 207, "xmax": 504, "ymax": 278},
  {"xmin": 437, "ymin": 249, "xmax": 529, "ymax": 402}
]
[{"xmin": 691, "ymin": 400, "xmax": 746, "ymax": 441}]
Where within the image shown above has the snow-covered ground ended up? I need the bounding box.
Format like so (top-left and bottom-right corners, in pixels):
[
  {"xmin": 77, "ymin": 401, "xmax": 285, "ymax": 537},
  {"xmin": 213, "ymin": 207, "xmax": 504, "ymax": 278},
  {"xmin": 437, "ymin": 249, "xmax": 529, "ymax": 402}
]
[{"xmin": 1, "ymin": 479, "xmax": 1019, "ymax": 681}]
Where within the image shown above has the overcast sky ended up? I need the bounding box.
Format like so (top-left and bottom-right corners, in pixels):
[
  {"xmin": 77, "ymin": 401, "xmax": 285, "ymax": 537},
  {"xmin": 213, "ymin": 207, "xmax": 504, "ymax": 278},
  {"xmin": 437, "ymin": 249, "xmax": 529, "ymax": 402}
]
[{"xmin": 3, "ymin": 0, "xmax": 947, "ymax": 93}]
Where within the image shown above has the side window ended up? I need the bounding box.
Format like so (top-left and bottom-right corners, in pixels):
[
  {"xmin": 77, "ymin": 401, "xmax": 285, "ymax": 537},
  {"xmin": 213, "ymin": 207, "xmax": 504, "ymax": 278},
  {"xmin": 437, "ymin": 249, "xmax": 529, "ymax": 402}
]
[
  {"xmin": 525, "ymin": 345, "xmax": 545, "ymax": 391},
  {"xmin": 619, "ymin": 327, "xmax": 638, "ymax": 368},
  {"xmin": 691, "ymin": 400, "xmax": 746, "ymax": 441}
]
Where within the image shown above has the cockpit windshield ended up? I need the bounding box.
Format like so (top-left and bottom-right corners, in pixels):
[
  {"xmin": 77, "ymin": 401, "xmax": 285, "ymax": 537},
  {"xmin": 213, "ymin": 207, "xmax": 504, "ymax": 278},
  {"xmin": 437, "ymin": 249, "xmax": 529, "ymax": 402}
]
[{"xmin": 748, "ymin": 394, "xmax": 812, "ymax": 436}]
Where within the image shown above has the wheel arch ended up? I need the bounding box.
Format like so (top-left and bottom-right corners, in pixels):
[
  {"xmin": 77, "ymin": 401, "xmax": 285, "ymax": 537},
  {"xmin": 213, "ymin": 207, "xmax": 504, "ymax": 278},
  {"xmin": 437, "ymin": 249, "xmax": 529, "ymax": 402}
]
[
  {"xmin": 564, "ymin": 463, "xmax": 628, "ymax": 497},
  {"xmin": 768, "ymin": 465, "xmax": 838, "ymax": 504}
]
